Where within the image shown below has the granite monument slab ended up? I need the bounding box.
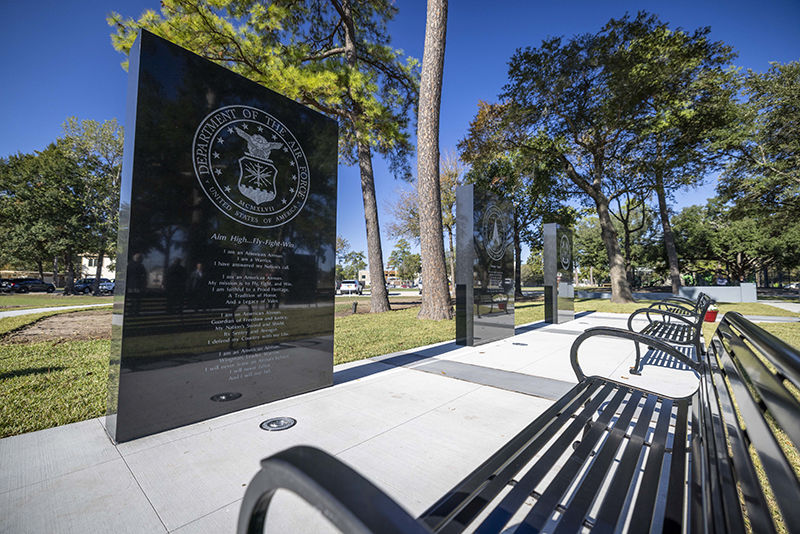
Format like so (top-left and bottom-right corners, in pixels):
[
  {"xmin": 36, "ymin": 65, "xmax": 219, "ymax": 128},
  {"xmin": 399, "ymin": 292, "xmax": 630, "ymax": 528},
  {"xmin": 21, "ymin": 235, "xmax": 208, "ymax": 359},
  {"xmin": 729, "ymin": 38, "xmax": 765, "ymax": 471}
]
[
  {"xmin": 456, "ymin": 185, "xmax": 515, "ymax": 346},
  {"xmin": 543, "ymin": 223, "xmax": 574, "ymax": 324},
  {"xmin": 107, "ymin": 30, "xmax": 338, "ymax": 443}
]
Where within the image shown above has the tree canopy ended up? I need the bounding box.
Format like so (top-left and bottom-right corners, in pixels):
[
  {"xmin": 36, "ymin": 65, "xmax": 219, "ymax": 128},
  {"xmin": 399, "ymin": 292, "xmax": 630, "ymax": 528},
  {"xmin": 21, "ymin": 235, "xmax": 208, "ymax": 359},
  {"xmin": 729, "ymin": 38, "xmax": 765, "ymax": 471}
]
[
  {"xmin": 483, "ymin": 11, "xmax": 740, "ymax": 301},
  {"xmin": 672, "ymin": 198, "xmax": 800, "ymax": 284},
  {"xmin": 0, "ymin": 144, "xmax": 91, "ymax": 282},
  {"xmin": 459, "ymin": 102, "xmax": 577, "ymax": 296},
  {"xmin": 110, "ymin": 0, "xmax": 420, "ymax": 313},
  {"xmin": 719, "ymin": 60, "xmax": 800, "ymax": 222},
  {"xmin": 60, "ymin": 117, "xmax": 124, "ymax": 294}
]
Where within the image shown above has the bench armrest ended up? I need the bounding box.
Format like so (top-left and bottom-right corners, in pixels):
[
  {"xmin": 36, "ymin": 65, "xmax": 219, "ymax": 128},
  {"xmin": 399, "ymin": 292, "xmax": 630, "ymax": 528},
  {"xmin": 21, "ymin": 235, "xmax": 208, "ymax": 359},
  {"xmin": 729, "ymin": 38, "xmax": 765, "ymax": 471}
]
[
  {"xmin": 656, "ymin": 296, "xmax": 697, "ymax": 307},
  {"xmin": 647, "ymin": 301, "xmax": 698, "ymax": 316},
  {"xmin": 570, "ymin": 326, "xmax": 701, "ymax": 382},
  {"xmin": 238, "ymin": 446, "xmax": 432, "ymax": 534},
  {"xmin": 628, "ymin": 307, "xmax": 697, "ymax": 331}
]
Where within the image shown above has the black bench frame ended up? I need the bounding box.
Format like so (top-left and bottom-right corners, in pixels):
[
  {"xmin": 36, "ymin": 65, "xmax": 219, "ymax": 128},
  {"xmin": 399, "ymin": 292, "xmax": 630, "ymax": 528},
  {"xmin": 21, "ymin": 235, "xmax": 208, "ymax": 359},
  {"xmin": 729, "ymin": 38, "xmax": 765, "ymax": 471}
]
[
  {"xmin": 627, "ymin": 292, "xmax": 714, "ymax": 375},
  {"xmin": 238, "ymin": 312, "xmax": 800, "ymax": 534}
]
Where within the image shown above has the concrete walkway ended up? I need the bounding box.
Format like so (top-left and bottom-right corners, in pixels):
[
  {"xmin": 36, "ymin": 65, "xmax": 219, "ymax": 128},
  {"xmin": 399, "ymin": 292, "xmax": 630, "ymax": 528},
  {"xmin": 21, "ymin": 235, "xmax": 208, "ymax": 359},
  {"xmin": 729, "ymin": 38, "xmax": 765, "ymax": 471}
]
[
  {"xmin": 0, "ymin": 303, "xmax": 111, "ymax": 318},
  {"xmin": 0, "ymin": 312, "xmax": 703, "ymax": 534},
  {"xmin": 760, "ymin": 300, "xmax": 800, "ymax": 314}
]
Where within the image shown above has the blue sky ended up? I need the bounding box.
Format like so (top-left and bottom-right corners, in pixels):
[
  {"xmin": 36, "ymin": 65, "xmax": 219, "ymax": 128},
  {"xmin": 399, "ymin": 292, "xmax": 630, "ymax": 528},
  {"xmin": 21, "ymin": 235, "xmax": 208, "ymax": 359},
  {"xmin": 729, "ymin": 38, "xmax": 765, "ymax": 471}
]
[{"xmin": 1, "ymin": 0, "xmax": 798, "ymax": 265}]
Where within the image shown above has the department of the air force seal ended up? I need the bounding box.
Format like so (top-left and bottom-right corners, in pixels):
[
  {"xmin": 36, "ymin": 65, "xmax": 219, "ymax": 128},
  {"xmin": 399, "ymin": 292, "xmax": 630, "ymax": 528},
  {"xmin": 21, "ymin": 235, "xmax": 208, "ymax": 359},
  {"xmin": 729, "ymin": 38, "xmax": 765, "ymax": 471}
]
[
  {"xmin": 481, "ymin": 204, "xmax": 508, "ymax": 261},
  {"xmin": 560, "ymin": 233, "xmax": 572, "ymax": 271},
  {"xmin": 192, "ymin": 105, "xmax": 310, "ymax": 228}
]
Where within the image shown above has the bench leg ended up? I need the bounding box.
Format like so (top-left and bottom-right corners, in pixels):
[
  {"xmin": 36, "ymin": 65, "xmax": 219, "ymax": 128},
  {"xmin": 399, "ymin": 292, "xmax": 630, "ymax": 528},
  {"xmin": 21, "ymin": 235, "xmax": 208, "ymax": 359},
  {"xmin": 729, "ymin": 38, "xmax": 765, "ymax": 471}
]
[
  {"xmin": 572, "ymin": 419, "xmax": 594, "ymax": 451},
  {"xmin": 630, "ymin": 341, "xmax": 642, "ymax": 375}
]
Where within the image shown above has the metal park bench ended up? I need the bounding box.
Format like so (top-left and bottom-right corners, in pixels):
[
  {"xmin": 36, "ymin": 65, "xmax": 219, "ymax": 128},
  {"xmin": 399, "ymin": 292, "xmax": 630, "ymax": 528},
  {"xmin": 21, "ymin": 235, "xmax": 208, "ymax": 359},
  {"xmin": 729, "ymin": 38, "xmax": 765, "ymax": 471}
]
[
  {"xmin": 237, "ymin": 312, "xmax": 800, "ymax": 534},
  {"xmin": 627, "ymin": 292, "xmax": 715, "ymax": 375}
]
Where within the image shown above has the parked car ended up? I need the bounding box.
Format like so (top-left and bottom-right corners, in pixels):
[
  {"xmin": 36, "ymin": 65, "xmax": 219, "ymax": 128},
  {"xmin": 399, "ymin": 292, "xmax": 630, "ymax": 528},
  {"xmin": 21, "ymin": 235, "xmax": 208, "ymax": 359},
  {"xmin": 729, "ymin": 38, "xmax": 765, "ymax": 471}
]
[
  {"xmin": 99, "ymin": 279, "xmax": 116, "ymax": 294},
  {"xmin": 74, "ymin": 278, "xmax": 112, "ymax": 294},
  {"xmin": 4, "ymin": 278, "xmax": 55, "ymax": 293},
  {"xmin": 339, "ymin": 280, "xmax": 362, "ymax": 295}
]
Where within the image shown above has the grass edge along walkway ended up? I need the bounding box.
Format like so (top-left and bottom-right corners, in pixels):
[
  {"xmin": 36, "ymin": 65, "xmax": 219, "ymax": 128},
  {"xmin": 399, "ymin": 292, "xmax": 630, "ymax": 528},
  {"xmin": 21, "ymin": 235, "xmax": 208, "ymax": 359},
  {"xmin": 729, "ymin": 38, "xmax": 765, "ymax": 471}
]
[{"xmin": 2, "ymin": 300, "xmax": 798, "ymax": 438}]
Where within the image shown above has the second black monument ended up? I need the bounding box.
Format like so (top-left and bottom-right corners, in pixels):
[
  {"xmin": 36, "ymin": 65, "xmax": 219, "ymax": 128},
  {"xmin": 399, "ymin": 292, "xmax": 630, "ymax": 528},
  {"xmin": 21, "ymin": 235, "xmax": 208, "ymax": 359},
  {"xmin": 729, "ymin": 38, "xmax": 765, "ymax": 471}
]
[{"xmin": 456, "ymin": 185, "xmax": 515, "ymax": 346}]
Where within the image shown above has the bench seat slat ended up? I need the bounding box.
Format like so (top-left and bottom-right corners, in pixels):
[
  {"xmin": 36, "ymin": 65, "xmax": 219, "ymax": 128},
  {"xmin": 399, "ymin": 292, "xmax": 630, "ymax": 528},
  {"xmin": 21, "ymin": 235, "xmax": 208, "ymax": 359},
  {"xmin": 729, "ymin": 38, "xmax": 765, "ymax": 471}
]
[
  {"xmin": 420, "ymin": 379, "xmax": 603, "ymax": 534},
  {"xmin": 664, "ymin": 399, "xmax": 690, "ymax": 531},
  {"xmin": 507, "ymin": 387, "xmax": 632, "ymax": 534},
  {"xmin": 627, "ymin": 397, "xmax": 674, "ymax": 534},
  {"xmin": 470, "ymin": 382, "xmax": 620, "ymax": 534},
  {"xmin": 591, "ymin": 392, "xmax": 660, "ymax": 534},
  {"xmin": 546, "ymin": 390, "xmax": 646, "ymax": 534}
]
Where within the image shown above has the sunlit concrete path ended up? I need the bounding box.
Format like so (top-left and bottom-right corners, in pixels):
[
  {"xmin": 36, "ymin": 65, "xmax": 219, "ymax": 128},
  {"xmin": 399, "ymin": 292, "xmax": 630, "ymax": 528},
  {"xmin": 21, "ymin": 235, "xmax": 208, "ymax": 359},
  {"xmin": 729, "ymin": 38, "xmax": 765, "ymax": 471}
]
[{"xmin": 0, "ymin": 311, "xmax": 708, "ymax": 534}]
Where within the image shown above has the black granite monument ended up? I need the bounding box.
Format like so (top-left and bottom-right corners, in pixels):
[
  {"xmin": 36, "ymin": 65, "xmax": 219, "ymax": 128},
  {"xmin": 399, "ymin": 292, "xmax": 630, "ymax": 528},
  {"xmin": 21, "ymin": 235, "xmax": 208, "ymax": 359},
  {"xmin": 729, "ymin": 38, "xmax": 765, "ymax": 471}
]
[
  {"xmin": 107, "ymin": 31, "xmax": 338, "ymax": 443},
  {"xmin": 456, "ymin": 185, "xmax": 515, "ymax": 346},
  {"xmin": 544, "ymin": 223, "xmax": 574, "ymax": 324}
]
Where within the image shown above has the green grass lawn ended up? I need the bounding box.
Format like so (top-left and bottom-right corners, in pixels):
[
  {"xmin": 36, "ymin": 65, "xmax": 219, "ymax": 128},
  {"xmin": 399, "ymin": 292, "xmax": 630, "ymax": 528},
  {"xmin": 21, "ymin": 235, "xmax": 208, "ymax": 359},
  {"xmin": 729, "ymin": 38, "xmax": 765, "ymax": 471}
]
[
  {"xmin": 1, "ymin": 297, "xmax": 798, "ymax": 438},
  {"xmin": 0, "ymin": 339, "xmax": 110, "ymax": 438}
]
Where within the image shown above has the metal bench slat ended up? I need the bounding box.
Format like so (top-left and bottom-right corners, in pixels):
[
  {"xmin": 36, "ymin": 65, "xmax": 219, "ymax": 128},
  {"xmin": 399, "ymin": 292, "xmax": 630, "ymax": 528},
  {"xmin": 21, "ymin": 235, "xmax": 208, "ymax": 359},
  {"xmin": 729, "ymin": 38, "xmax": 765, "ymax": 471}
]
[
  {"xmin": 697, "ymin": 349, "xmax": 749, "ymax": 534},
  {"xmin": 421, "ymin": 379, "xmax": 602, "ymax": 534},
  {"xmin": 690, "ymin": 383, "xmax": 743, "ymax": 534},
  {"xmin": 716, "ymin": 329, "xmax": 800, "ymax": 533},
  {"xmin": 546, "ymin": 390, "xmax": 646, "ymax": 534},
  {"xmin": 708, "ymin": 337, "xmax": 779, "ymax": 534},
  {"xmin": 719, "ymin": 321, "xmax": 800, "ymax": 450},
  {"xmin": 510, "ymin": 385, "xmax": 630, "ymax": 533},
  {"xmin": 619, "ymin": 396, "xmax": 675, "ymax": 533},
  {"xmin": 664, "ymin": 399, "xmax": 690, "ymax": 532},
  {"xmin": 472, "ymin": 382, "xmax": 621, "ymax": 534},
  {"xmin": 590, "ymin": 392, "xmax": 660, "ymax": 534}
]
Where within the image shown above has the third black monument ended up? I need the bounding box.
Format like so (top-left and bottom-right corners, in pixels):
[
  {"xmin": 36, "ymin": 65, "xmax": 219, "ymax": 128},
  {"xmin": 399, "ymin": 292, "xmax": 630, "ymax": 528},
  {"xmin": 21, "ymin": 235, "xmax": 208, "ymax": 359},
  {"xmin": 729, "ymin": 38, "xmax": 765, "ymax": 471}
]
[{"xmin": 544, "ymin": 223, "xmax": 574, "ymax": 324}]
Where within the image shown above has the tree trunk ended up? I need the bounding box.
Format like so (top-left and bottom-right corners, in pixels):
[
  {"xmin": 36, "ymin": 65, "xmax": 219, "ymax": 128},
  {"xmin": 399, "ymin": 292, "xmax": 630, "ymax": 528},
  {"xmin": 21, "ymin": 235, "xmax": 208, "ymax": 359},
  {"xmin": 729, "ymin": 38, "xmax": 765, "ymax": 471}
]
[
  {"xmin": 53, "ymin": 256, "xmax": 59, "ymax": 288},
  {"xmin": 416, "ymin": 0, "xmax": 452, "ymax": 320},
  {"xmin": 93, "ymin": 244, "xmax": 106, "ymax": 296},
  {"xmin": 64, "ymin": 249, "xmax": 76, "ymax": 295},
  {"xmin": 447, "ymin": 227, "xmax": 456, "ymax": 298},
  {"xmin": 596, "ymin": 200, "xmax": 635, "ymax": 303},
  {"xmin": 357, "ymin": 137, "xmax": 391, "ymax": 313},
  {"xmin": 37, "ymin": 260, "xmax": 44, "ymax": 282},
  {"xmin": 559, "ymin": 155, "xmax": 634, "ymax": 302},
  {"xmin": 623, "ymin": 226, "xmax": 633, "ymax": 286},
  {"xmin": 514, "ymin": 216, "xmax": 523, "ymax": 298},
  {"xmin": 340, "ymin": 0, "xmax": 390, "ymax": 313},
  {"xmin": 655, "ymin": 170, "xmax": 682, "ymax": 294}
]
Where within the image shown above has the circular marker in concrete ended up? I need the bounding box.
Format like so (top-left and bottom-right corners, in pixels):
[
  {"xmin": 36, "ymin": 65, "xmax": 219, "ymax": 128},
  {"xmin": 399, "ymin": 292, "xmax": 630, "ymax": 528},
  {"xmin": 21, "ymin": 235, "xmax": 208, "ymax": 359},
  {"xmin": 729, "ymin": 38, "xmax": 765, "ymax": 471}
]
[
  {"xmin": 260, "ymin": 417, "xmax": 297, "ymax": 431},
  {"xmin": 210, "ymin": 392, "xmax": 242, "ymax": 402}
]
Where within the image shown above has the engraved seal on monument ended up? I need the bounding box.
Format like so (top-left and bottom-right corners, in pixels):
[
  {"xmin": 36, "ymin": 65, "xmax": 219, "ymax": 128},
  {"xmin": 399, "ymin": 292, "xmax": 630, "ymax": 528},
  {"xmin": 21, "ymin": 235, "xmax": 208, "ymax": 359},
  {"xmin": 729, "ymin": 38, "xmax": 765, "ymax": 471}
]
[
  {"xmin": 192, "ymin": 105, "xmax": 310, "ymax": 228},
  {"xmin": 481, "ymin": 204, "xmax": 508, "ymax": 261},
  {"xmin": 560, "ymin": 233, "xmax": 571, "ymax": 271}
]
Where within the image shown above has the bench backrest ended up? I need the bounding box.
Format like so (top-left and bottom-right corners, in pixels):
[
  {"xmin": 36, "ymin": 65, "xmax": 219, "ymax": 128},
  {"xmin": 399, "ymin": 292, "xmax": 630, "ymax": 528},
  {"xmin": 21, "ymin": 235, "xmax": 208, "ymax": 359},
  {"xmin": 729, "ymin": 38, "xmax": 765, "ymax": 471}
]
[
  {"xmin": 677, "ymin": 292, "xmax": 714, "ymax": 325},
  {"xmin": 706, "ymin": 311, "xmax": 800, "ymax": 533}
]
